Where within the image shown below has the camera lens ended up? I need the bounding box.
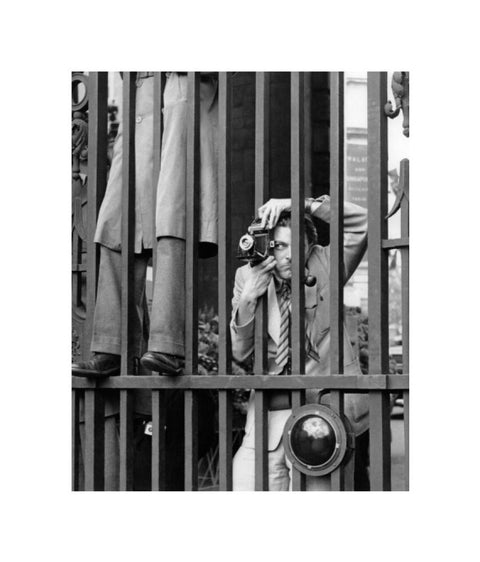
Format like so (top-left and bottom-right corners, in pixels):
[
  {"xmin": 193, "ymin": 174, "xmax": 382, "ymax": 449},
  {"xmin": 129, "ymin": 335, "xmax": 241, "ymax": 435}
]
[{"xmin": 239, "ymin": 234, "xmax": 254, "ymax": 251}]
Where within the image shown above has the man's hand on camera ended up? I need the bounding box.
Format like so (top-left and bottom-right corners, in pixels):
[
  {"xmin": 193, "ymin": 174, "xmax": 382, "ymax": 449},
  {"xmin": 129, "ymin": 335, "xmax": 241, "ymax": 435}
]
[
  {"xmin": 236, "ymin": 256, "xmax": 277, "ymax": 325},
  {"xmin": 242, "ymin": 256, "xmax": 277, "ymax": 301},
  {"xmin": 258, "ymin": 198, "xmax": 291, "ymax": 229}
]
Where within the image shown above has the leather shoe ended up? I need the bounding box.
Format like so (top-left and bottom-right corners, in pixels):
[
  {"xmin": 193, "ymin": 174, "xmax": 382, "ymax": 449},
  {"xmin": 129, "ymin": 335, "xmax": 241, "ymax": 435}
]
[
  {"xmin": 140, "ymin": 351, "xmax": 183, "ymax": 376},
  {"xmin": 72, "ymin": 353, "xmax": 120, "ymax": 378}
]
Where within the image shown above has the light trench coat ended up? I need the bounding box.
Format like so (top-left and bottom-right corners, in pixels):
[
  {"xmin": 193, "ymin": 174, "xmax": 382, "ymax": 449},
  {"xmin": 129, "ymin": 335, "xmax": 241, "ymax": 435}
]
[
  {"xmin": 94, "ymin": 72, "xmax": 218, "ymax": 255},
  {"xmin": 230, "ymin": 197, "xmax": 369, "ymax": 451}
]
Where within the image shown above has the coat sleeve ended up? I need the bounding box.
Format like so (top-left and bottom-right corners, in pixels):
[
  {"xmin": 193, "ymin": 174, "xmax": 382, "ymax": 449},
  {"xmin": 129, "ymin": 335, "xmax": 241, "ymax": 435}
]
[
  {"xmin": 230, "ymin": 266, "xmax": 256, "ymax": 364},
  {"xmin": 311, "ymin": 195, "xmax": 368, "ymax": 283}
]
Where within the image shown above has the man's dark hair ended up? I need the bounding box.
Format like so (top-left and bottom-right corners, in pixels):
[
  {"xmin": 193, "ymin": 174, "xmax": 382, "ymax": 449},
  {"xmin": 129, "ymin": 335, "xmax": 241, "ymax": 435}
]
[{"xmin": 276, "ymin": 211, "xmax": 318, "ymax": 246}]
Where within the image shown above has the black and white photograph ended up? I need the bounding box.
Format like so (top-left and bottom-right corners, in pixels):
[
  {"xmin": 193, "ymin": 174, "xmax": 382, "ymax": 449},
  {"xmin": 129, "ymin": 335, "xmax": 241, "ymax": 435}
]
[
  {"xmin": 71, "ymin": 70, "xmax": 409, "ymax": 492},
  {"xmin": 3, "ymin": 2, "xmax": 479, "ymax": 560}
]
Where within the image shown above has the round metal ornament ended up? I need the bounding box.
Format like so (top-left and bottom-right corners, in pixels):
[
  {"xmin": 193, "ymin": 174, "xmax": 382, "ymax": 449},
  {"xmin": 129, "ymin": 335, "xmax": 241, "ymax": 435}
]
[{"xmin": 283, "ymin": 404, "xmax": 354, "ymax": 477}]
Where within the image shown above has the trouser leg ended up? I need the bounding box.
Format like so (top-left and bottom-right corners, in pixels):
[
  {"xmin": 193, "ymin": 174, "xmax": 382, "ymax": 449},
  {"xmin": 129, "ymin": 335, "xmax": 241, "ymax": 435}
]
[
  {"xmin": 91, "ymin": 245, "xmax": 149, "ymax": 357},
  {"xmin": 232, "ymin": 442, "xmax": 290, "ymax": 491},
  {"xmin": 148, "ymin": 237, "xmax": 185, "ymax": 357},
  {"xmin": 284, "ymin": 455, "xmax": 331, "ymax": 491}
]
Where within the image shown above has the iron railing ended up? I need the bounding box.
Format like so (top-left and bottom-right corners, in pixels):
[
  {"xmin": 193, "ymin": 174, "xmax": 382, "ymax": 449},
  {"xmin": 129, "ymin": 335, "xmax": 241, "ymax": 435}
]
[{"xmin": 72, "ymin": 71, "xmax": 409, "ymax": 491}]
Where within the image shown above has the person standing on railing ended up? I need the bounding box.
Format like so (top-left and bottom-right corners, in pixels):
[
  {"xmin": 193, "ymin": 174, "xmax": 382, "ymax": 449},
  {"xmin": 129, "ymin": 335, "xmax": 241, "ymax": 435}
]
[
  {"xmin": 72, "ymin": 71, "xmax": 218, "ymax": 379},
  {"xmin": 230, "ymin": 195, "xmax": 369, "ymax": 491}
]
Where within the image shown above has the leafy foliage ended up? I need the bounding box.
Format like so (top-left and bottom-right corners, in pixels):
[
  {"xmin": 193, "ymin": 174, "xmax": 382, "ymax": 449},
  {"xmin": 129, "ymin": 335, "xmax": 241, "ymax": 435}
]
[{"xmin": 198, "ymin": 307, "xmax": 250, "ymax": 417}]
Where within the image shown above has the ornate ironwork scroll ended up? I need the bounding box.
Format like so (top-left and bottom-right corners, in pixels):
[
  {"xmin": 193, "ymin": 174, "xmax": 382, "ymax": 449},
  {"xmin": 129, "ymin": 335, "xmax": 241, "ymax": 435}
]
[
  {"xmin": 385, "ymin": 72, "xmax": 409, "ymax": 219},
  {"xmin": 72, "ymin": 72, "xmax": 89, "ymax": 361}
]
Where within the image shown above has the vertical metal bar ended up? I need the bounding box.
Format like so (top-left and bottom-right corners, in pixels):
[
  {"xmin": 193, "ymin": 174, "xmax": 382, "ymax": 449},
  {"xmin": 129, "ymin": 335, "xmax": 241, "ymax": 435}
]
[
  {"xmin": 329, "ymin": 72, "xmax": 347, "ymax": 491},
  {"xmin": 119, "ymin": 72, "xmax": 137, "ymax": 491},
  {"xmin": 185, "ymin": 72, "xmax": 200, "ymax": 374},
  {"xmin": 254, "ymin": 72, "xmax": 270, "ymax": 375},
  {"xmin": 184, "ymin": 390, "xmax": 199, "ymax": 491},
  {"xmin": 254, "ymin": 390, "xmax": 268, "ymax": 491},
  {"xmin": 403, "ymin": 390, "xmax": 409, "ymax": 490},
  {"xmin": 150, "ymin": 73, "xmax": 167, "ymax": 491},
  {"xmin": 184, "ymin": 72, "xmax": 200, "ymax": 490},
  {"xmin": 218, "ymin": 390, "xmax": 233, "ymax": 490},
  {"xmin": 304, "ymin": 72, "xmax": 312, "ymax": 198},
  {"xmin": 291, "ymin": 390, "xmax": 306, "ymax": 491},
  {"xmin": 119, "ymin": 390, "xmax": 135, "ymax": 490},
  {"xmin": 400, "ymin": 158, "xmax": 409, "ymax": 491},
  {"xmin": 400, "ymin": 158, "xmax": 409, "ymax": 375},
  {"xmin": 254, "ymin": 73, "xmax": 270, "ymax": 491},
  {"xmin": 84, "ymin": 390, "xmax": 105, "ymax": 491},
  {"xmin": 85, "ymin": 72, "xmax": 108, "ymax": 359},
  {"xmin": 367, "ymin": 72, "xmax": 391, "ymax": 491},
  {"xmin": 152, "ymin": 72, "xmax": 166, "ymax": 279},
  {"xmin": 291, "ymin": 72, "xmax": 306, "ymax": 376},
  {"xmin": 151, "ymin": 390, "xmax": 167, "ymax": 491},
  {"xmin": 367, "ymin": 71, "xmax": 389, "ymax": 375},
  {"xmin": 329, "ymin": 71, "xmax": 345, "ymax": 375},
  {"xmin": 218, "ymin": 72, "xmax": 233, "ymax": 377},
  {"xmin": 72, "ymin": 233, "xmax": 83, "ymax": 314},
  {"xmin": 120, "ymin": 71, "xmax": 137, "ymax": 375},
  {"xmin": 72, "ymin": 390, "xmax": 81, "ymax": 491},
  {"xmin": 217, "ymin": 73, "xmax": 233, "ymax": 490}
]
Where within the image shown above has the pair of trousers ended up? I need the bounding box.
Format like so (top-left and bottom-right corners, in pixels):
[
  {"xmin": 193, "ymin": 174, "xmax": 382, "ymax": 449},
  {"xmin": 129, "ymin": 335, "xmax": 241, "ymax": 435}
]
[
  {"xmin": 77, "ymin": 415, "xmax": 180, "ymax": 491},
  {"xmin": 232, "ymin": 440, "xmax": 331, "ymax": 491},
  {"xmin": 91, "ymin": 238, "xmax": 185, "ymax": 357}
]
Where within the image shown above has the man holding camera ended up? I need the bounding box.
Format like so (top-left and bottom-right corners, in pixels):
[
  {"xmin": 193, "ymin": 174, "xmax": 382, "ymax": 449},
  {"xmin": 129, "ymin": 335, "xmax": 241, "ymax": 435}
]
[{"xmin": 230, "ymin": 195, "xmax": 369, "ymax": 491}]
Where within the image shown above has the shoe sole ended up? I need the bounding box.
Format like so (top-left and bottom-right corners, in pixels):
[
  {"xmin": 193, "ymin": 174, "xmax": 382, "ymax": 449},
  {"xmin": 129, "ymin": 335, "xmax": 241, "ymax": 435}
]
[
  {"xmin": 72, "ymin": 367, "xmax": 120, "ymax": 378},
  {"xmin": 140, "ymin": 357, "xmax": 183, "ymax": 376}
]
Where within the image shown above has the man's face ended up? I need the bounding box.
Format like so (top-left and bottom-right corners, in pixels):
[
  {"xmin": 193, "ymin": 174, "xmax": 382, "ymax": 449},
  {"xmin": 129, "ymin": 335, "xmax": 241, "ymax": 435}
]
[{"xmin": 272, "ymin": 225, "xmax": 309, "ymax": 281}]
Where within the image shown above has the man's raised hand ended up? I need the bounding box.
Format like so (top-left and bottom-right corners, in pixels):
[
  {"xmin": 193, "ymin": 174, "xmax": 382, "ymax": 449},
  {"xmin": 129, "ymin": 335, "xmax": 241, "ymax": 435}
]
[{"xmin": 258, "ymin": 198, "xmax": 291, "ymax": 229}]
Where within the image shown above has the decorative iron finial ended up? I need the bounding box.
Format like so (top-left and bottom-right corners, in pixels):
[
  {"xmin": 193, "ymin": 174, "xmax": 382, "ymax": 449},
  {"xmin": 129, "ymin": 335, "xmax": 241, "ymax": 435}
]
[
  {"xmin": 386, "ymin": 158, "xmax": 409, "ymax": 219},
  {"xmin": 384, "ymin": 71, "xmax": 409, "ymax": 137}
]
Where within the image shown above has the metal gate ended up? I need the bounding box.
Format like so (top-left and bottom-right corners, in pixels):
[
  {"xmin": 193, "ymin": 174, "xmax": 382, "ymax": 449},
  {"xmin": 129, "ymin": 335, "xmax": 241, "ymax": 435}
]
[{"xmin": 72, "ymin": 71, "xmax": 409, "ymax": 491}]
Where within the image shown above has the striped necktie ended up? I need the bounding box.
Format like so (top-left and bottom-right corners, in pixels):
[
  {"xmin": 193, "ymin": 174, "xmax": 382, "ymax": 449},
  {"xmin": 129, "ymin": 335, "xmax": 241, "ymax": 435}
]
[{"xmin": 275, "ymin": 282, "xmax": 291, "ymax": 371}]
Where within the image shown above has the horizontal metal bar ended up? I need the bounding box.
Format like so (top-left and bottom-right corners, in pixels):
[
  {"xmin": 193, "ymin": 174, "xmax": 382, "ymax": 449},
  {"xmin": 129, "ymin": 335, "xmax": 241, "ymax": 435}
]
[
  {"xmin": 381, "ymin": 237, "xmax": 409, "ymax": 249},
  {"xmin": 73, "ymin": 374, "xmax": 409, "ymax": 391}
]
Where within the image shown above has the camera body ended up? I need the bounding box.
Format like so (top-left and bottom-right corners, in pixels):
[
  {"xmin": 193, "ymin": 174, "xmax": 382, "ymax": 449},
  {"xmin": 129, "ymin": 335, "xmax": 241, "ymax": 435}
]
[
  {"xmin": 236, "ymin": 219, "xmax": 274, "ymax": 265},
  {"xmin": 236, "ymin": 218, "xmax": 317, "ymax": 287}
]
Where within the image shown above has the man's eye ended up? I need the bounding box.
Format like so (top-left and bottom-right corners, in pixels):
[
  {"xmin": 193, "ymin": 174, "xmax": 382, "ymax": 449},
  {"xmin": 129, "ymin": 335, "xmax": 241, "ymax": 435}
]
[{"xmin": 274, "ymin": 242, "xmax": 286, "ymax": 250}]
